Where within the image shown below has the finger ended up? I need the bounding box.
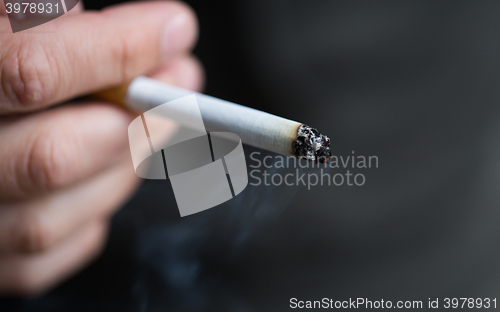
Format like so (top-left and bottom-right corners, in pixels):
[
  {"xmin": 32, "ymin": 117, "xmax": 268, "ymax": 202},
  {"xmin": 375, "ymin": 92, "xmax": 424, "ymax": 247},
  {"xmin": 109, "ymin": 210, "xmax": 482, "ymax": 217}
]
[
  {"xmin": 0, "ymin": 103, "xmax": 133, "ymax": 198},
  {"xmin": 0, "ymin": 1, "xmax": 198, "ymax": 114},
  {"xmin": 148, "ymin": 54, "xmax": 204, "ymax": 92},
  {"xmin": 0, "ymin": 53, "xmax": 204, "ymax": 199},
  {"xmin": 0, "ymin": 53, "xmax": 204, "ymax": 198},
  {"xmin": 0, "ymin": 158, "xmax": 139, "ymax": 254},
  {"xmin": 0, "ymin": 0, "xmax": 84, "ymax": 17},
  {"xmin": 0, "ymin": 218, "xmax": 107, "ymax": 296}
]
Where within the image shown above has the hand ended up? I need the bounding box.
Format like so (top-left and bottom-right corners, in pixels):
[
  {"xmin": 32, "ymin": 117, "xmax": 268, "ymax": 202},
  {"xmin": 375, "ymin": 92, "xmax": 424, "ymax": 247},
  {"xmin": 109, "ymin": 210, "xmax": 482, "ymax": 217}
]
[{"xmin": 0, "ymin": 0, "xmax": 203, "ymax": 295}]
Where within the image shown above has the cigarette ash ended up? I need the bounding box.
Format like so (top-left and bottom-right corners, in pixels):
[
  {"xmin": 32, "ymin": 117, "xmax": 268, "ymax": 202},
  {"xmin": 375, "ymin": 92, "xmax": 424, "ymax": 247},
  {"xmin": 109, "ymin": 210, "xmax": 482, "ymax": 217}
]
[{"xmin": 292, "ymin": 124, "xmax": 332, "ymax": 163}]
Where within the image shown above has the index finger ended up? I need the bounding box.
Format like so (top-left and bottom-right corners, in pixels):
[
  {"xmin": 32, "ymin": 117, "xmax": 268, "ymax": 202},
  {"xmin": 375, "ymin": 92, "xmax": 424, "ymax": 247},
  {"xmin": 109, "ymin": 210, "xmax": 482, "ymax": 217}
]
[{"xmin": 0, "ymin": 1, "xmax": 197, "ymax": 114}]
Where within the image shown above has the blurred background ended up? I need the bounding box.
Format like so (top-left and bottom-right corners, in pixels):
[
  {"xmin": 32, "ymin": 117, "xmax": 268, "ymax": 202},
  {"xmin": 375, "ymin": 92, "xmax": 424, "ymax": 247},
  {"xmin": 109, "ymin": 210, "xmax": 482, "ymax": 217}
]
[{"xmin": 2, "ymin": 0, "xmax": 500, "ymax": 311}]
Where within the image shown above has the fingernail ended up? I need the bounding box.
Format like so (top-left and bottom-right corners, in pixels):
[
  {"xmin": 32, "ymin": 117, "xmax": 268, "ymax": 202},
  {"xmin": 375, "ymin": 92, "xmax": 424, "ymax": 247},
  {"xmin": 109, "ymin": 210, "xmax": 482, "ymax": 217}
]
[{"xmin": 161, "ymin": 12, "xmax": 194, "ymax": 60}]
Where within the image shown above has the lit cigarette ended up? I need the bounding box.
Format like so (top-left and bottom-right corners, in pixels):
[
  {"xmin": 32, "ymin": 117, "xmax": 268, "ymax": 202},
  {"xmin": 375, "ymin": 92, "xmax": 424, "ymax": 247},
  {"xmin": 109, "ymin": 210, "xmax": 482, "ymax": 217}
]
[{"xmin": 95, "ymin": 76, "xmax": 332, "ymax": 163}]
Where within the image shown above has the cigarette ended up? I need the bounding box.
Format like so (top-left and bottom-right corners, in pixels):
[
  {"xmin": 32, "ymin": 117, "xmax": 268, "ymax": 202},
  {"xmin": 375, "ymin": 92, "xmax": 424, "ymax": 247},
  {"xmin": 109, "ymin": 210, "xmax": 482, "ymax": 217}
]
[{"xmin": 94, "ymin": 76, "xmax": 332, "ymax": 163}]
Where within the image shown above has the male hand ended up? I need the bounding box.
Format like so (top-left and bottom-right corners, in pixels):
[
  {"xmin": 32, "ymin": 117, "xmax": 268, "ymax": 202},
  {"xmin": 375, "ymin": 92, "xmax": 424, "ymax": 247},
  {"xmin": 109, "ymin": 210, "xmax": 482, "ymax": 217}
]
[{"xmin": 0, "ymin": 0, "xmax": 203, "ymax": 295}]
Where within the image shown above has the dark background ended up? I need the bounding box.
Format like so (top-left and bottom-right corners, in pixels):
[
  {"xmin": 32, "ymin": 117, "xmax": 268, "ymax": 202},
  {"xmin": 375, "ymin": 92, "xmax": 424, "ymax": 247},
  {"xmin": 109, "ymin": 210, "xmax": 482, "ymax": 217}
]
[{"xmin": 2, "ymin": 1, "xmax": 500, "ymax": 311}]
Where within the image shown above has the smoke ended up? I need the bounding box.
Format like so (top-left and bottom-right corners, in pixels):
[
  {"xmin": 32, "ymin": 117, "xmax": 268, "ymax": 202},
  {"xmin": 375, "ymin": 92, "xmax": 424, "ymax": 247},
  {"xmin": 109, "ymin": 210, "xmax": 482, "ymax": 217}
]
[{"xmin": 130, "ymin": 145, "xmax": 328, "ymax": 311}]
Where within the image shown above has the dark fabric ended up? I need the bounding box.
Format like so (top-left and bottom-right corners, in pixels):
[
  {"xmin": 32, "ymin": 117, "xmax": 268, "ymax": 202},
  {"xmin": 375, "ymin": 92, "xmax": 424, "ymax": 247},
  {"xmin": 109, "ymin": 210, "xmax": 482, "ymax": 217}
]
[{"xmin": 2, "ymin": 1, "xmax": 500, "ymax": 311}]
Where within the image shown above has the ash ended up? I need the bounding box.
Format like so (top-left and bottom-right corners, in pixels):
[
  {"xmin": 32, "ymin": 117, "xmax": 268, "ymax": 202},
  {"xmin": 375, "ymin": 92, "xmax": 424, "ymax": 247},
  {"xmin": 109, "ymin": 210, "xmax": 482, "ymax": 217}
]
[{"xmin": 292, "ymin": 124, "xmax": 331, "ymax": 163}]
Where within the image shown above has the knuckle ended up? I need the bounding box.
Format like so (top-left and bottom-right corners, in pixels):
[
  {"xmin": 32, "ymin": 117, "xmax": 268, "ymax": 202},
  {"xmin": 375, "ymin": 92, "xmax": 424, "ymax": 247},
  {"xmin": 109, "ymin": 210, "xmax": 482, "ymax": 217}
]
[
  {"xmin": 0, "ymin": 40, "xmax": 55, "ymax": 111},
  {"xmin": 12, "ymin": 209, "xmax": 54, "ymax": 253},
  {"xmin": 111, "ymin": 33, "xmax": 134, "ymax": 81},
  {"xmin": 21, "ymin": 128, "xmax": 70, "ymax": 192}
]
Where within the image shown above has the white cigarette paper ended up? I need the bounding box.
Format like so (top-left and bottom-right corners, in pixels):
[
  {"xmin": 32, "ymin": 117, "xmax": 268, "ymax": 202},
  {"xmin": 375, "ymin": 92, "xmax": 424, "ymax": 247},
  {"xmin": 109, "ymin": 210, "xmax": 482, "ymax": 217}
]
[{"xmin": 125, "ymin": 76, "xmax": 331, "ymax": 162}]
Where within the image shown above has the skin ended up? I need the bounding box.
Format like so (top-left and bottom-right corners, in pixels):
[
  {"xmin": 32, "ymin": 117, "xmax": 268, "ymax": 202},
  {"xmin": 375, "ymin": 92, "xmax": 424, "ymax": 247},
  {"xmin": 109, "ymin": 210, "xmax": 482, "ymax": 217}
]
[{"xmin": 0, "ymin": 0, "xmax": 203, "ymax": 295}]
